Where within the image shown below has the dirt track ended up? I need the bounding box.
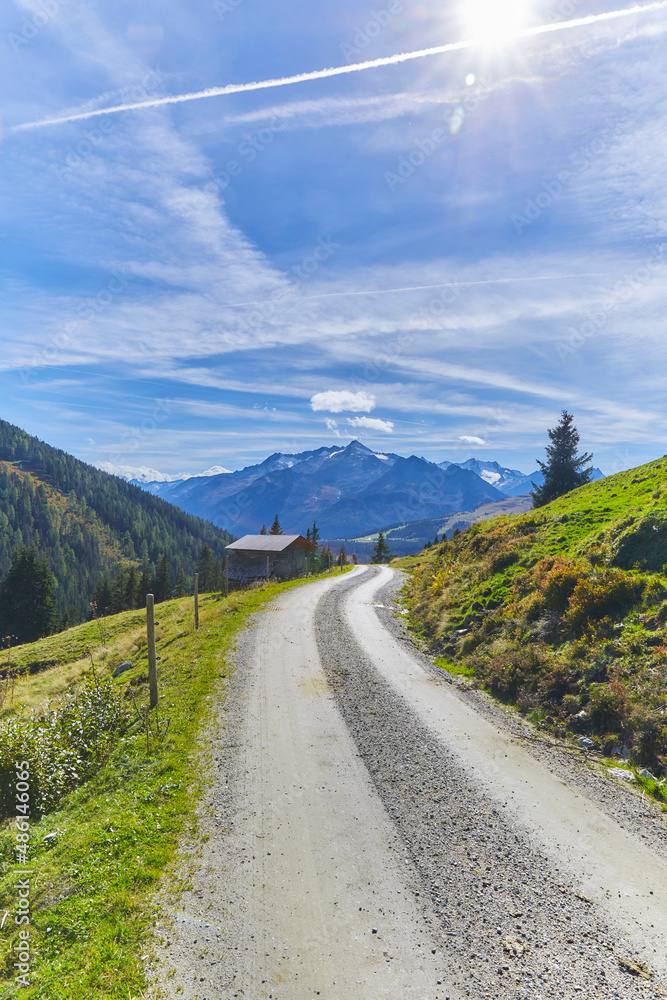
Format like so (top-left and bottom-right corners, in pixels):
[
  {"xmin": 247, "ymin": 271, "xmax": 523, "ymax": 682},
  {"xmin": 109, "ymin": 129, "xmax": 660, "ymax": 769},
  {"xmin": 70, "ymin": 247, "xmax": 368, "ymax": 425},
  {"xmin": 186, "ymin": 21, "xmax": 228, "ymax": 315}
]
[{"xmin": 151, "ymin": 566, "xmax": 667, "ymax": 999}]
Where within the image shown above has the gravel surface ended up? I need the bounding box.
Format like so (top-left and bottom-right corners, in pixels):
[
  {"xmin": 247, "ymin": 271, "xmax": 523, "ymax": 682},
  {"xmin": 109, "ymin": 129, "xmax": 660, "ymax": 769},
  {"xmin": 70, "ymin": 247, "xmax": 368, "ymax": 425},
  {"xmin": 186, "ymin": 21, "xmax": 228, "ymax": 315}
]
[
  {"xmin": 150, "ymin": 567, "xmax": 667, "ymax": 1000},
  {"xmin": 315, "ymin": 567, "xmax": 667, "ymax": 999},
  {"xmin": 375, "ymin": 570, "xmax": 667, "ymax": 860}
]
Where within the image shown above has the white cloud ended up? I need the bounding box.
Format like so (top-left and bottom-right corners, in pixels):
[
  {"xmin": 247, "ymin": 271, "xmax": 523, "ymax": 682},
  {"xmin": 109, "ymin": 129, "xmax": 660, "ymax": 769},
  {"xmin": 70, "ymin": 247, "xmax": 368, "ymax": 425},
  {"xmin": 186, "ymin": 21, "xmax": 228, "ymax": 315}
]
[
  {"xmin": 325, "ymin": 418, "xmax": 340, "ymax": 436},
  {"xmin": 95, "ymin": 462, "xmax": 231, "ymax": 482},
  {"xmin": 348, "ymin": 416, "xmax": 394, "ymax": 434},
  {"xmin": 310, "ymin": 389, "xmax": 376, "ymax": 413},
  {"xmin": 459, "ymin": 435, "xmax": 487, "ymax": 446}
]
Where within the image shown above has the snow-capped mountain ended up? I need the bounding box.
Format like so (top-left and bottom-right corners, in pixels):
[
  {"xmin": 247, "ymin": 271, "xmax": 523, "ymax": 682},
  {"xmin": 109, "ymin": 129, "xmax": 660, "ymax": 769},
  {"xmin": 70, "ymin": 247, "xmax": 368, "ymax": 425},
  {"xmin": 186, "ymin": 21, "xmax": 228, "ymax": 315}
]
[
  {"xmin": 440, "ymin": 458, "xmax": 604, "ymax": 496},
  {"xmin": 130, "ymin": 441, "xmax": 503, "ymax": 537}
]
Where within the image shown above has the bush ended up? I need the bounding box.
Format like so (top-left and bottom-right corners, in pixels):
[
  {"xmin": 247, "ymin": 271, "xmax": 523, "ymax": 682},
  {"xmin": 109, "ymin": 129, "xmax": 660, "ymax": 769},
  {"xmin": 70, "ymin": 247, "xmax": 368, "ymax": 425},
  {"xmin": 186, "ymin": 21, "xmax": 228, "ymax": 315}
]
[
  {"xmin": 588, "ymin": 680, "xmax": 628, "ymax": 731},
  {"xmin": 536, "ymin": 557, "xmax": 588, "ymax": 613},
  {"xmin": 0, "ymin": 675, "xmax": 129, "ymax": 819},
  {"xmin": 564, "ymin": 569, "xmax": 644, "ymax": 636},
  {"xmin": 476, "ymin": 645, "xmax": 546, "ymax": 701}
]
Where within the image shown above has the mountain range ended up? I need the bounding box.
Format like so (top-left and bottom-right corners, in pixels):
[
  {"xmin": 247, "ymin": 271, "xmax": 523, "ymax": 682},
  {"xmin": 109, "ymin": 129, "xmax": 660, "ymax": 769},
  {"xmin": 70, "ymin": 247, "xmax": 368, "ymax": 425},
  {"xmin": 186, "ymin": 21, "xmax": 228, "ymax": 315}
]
[{"xmin": 128, "ymin": 441, "xmax": 604, "ymax": 539}]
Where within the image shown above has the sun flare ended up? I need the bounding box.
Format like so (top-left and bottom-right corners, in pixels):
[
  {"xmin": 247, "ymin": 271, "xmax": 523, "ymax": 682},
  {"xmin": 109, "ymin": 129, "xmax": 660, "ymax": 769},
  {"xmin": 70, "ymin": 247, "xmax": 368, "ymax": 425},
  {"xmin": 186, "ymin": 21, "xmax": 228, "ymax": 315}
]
[{"xmin": 462, "ymin": 0, "xmax": 533, "ymax": 44}]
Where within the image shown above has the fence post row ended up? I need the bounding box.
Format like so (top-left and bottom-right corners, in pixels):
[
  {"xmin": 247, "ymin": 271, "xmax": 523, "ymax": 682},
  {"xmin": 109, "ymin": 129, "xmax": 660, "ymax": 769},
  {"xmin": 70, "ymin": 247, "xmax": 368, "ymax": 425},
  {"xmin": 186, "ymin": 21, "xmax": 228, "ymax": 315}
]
[{"xmin": 146, "ymin": 593, "xmax": 158, "ymax": 709}]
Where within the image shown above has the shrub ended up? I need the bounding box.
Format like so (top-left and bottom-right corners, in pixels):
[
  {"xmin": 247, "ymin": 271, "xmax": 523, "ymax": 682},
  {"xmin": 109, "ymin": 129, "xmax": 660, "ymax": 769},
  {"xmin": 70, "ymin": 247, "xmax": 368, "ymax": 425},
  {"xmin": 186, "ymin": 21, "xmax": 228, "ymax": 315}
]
[
  {"xmin": 564, "ymin": 569, "xmax": 644, "ymax": 636},
  {"xmin": 535, "ymin": 557, "xmax": 588, "ymax": 614},
  {"xmin": 477, "ymin": 645, "xmax": 546, "ymax": 701},
  {"xmin": 0, "ymin": 674, "xmax": 130, "ymax": 819},
  {"xmin": 588, "ymin": 680, "xmax": 628, "ymax": 731}
]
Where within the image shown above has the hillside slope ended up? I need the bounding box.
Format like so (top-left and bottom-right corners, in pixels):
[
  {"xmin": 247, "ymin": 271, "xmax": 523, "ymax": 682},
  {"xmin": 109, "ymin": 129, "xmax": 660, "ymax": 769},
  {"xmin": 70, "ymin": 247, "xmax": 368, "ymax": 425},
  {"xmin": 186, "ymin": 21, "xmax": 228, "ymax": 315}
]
[
  {"xmin": 0, "ymin": 419, "xmax": 232, "ymax": 624},
  {"xmin": 401, "ymin": 457, "xmax": 667, "ymax": 777}
]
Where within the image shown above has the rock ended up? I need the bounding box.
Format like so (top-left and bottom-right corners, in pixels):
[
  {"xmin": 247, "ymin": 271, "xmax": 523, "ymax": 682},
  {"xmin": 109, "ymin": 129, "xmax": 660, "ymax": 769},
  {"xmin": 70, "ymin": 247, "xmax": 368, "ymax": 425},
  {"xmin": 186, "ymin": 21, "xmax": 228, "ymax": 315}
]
[
  {"xmin": 618, "ymin": 956, "xmax": 651, "ymax": 979},
  {"xmin": 638, "ymin": 769, "xmax": 656, "ymax": 781},
  {"xmin": 112, "ymin": 661, "xmax": 133, "ymax": 678},
  {"xmin": 575, "ymin": 710, "xmax": 589, "ymax": 720},
  {"xmin": 503, "ymin": 935, "xmax": 525, "ymax": 957},
  {"xmin": 42, "ymin": 832, "xmax": 58, "ymax": 844},
  {"xmin": 577, "ymin": 737, "xmax": 595, "ymax": 750},
  {"xmin": 607, "ymin": 768, "xmax": 635, "ymax": 781}
]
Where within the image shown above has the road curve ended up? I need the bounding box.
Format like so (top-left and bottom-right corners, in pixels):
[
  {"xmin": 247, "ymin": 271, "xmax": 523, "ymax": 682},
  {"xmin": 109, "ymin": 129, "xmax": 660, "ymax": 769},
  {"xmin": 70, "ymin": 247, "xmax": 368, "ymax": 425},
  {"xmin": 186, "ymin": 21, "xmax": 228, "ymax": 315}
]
[{"xmin": 152, "ymin": 566, "xmax": 667, "ymax": 1000}]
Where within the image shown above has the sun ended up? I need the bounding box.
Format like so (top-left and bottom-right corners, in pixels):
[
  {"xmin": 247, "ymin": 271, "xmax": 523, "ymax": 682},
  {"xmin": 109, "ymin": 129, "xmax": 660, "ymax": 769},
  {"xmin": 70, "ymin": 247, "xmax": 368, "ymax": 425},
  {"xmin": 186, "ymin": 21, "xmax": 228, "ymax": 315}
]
[{"xmin": 462, "ymin": 0, "xmax": 533, "ymax": 45}]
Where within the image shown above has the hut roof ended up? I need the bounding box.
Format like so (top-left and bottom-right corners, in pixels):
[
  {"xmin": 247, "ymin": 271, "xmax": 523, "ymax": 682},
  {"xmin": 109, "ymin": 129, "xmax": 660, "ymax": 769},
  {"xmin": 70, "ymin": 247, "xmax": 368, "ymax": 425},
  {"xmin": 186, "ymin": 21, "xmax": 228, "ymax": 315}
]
[{"xmin": 226, "ymin": 534, "xmax": 318, "ymax": 553}]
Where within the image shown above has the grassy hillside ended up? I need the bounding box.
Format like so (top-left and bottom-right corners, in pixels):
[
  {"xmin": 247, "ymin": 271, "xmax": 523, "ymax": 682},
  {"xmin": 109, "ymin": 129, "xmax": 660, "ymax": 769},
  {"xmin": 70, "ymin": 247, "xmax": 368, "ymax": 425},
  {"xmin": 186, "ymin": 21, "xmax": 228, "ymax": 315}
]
[
  {"xmin": 0, "ymin": 568, "xmax": 349, "ymax": 999},
  {"xmin": 400, "ymin": 457, "xmax": 667, "ymax": 783},
  {"xmin": 0, "ymin": 418, "xmax": 232, "ymax": 625}
]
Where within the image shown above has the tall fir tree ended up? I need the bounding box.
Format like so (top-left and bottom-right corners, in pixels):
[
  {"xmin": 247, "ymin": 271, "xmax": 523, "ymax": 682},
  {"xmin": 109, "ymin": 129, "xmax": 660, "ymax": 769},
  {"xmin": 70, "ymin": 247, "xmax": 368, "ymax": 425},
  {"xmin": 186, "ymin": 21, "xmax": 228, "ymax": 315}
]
[
  {"xmin": 371, "ymin": 531, "xmax": 392, "ymax": 564},
  {"xmin": 260, "ymin": 524, "xmax": 267, "ymax": 535},
  {"xmin": 197, "ymin": 544, "xmax": 213, "ymax": 592},
  {"xmin": 152, "ymin": 551, "xmax": 172, "ymax": 603},
  {"xmin": 531, "ymin": 410, "xmax": 593, "ymax": 508},
  {"xmin": 173, "ymin": 561, "xmax": 186, "ymax": 598},
  {"xmin": 0, "ymin": 546, "xmax": 57, "ymax": 643},
  {"xmin": 269, "ymin": 514, "xmax": 283, "ymax": 535}
]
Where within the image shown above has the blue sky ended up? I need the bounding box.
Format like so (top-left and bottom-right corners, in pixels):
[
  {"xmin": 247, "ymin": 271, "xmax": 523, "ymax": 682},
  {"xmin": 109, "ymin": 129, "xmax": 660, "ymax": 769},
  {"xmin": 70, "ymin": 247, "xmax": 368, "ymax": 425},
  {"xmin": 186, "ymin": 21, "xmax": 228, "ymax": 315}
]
[{"xmin": 1, "ymin": 0, "xmax": 666, "ymax": 478}]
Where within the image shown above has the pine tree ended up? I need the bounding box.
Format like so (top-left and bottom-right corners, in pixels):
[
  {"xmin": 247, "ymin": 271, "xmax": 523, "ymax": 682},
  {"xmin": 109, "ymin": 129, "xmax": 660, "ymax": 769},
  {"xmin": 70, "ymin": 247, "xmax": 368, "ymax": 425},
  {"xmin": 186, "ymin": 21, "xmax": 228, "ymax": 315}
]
[
  {"xmin": 210, "ymin": 559, "xmax": 223, "ymax": 593},
  {"xmin": 0, "ymin": 546, "xmax": 57, "ymax": 643},
  {"xmin": 92, "ymin": 575, "xmax": 112, "ymax": 617},
  {"xmin": 371, "ymin": 531, "xmax": 391, "ymax": 564},
  {"xmin": 260, "ymin": 524, "xmax": 267, "ymax": 535},
  {"xmin": 153, "ymin": 551, "xmax": 172, "ymax": 603},
  {"xmin": 338, "ymin": 543, "xmax": 348, "ymax": 567},
  {"xmin": 137, "ymin": 561, "xmax": 152, "ymax": 606},
  {"xmin": 197, "ymin": 544, "xmax": 213, "ymax": 592},
  {"xmin": 269, "ymin": 514, "xmax": 283, "ymax": 535},
  {"xmin": 531, "ymin": 410, "xmax": 593, "ymax": 508},
  {"xmin": 311, "ymin": 521, "xmax": 320, "ymax": 547},
  {"xmin": 173, "ymin": 561, "xmax": 186, "ymax": 598}
]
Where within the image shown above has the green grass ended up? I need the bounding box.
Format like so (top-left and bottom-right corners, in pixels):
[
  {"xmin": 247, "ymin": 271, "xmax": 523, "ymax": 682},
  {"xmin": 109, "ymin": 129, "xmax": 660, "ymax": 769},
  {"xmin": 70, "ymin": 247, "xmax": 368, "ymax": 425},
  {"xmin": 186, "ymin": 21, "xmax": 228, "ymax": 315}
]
[
  {"xmin": 0, "ymin": 569, "xmax": 350, "ymax": 999},
  {"xmin": 396, "ymin": 457, "xmax": 667, "ymax": 783},
  {"xmin": 434, "ymin": 656, "xmax": 475, "ymax": 679}
]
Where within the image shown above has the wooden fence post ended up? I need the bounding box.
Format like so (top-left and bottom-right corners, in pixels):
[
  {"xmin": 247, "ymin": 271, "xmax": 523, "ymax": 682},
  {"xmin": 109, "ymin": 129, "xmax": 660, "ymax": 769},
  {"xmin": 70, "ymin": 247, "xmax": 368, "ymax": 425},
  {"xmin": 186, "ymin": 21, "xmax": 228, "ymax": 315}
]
[
  {"xmin": 146, "ymin": 594, "xmax": 158, "ymax": 709},
  {"xmin": 224, "ymin": 555, "xmax": 229, "ymax": 597},
  {"xmin": 194, "ymin": 572, "xmax": 199, "ymax": 631}
]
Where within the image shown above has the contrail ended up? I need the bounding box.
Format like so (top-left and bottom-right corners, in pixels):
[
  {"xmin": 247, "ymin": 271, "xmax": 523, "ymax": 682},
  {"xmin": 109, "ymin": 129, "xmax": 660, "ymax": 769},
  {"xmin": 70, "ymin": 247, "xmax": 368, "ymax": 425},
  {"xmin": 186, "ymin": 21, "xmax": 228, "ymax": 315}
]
[
  {"xmin": 11, "ymin": 1, "xmax": 666, "ymax": 133},
  {"xmin": 221, "ymin": 272, "xmax": 616, "ymax": 309}
]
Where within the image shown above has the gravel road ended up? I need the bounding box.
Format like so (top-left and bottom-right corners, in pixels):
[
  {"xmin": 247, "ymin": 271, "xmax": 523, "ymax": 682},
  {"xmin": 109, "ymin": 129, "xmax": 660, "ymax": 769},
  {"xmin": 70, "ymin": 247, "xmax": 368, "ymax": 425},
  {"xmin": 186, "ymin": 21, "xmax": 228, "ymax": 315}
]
[{"xmin": 151, "ymin": 566, "xmax": 667, "ymax": 1000}]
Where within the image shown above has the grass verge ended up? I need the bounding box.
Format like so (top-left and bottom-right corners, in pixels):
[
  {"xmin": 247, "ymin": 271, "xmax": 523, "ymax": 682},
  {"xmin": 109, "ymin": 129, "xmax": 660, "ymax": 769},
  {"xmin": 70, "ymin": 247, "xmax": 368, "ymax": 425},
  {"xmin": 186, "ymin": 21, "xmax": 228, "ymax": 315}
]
[
  {"xmin": 0, "ymin": 570, "xmax": 349, "ymax": 999},
  {"xmin": 395, "ymin": 457, "xmax": 667, "ymax": 796}
]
